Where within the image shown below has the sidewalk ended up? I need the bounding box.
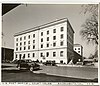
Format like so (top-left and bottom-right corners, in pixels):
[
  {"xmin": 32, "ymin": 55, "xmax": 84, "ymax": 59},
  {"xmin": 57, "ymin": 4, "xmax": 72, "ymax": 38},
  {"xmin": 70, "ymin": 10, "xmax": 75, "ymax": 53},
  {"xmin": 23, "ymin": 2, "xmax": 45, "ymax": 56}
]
[
  {"xmin": 34, "ymin": 65, "xmax": 98, "ymax": 80},
  {"xmin": 2, "ymin": 63, "xmax": 18, "ymax": 70},
  {"xmin": 1, "ymin": 63, "xmax": 98, "ymax": 80}
]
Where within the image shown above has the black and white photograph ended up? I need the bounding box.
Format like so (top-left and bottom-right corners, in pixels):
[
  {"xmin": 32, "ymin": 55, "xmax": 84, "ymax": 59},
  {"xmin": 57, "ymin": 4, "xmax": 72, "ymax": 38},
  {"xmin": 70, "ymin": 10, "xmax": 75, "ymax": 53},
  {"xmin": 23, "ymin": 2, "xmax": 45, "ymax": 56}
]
[{"xmin": 1, "ymin": 3, "xmax": 98, "ymax": 82}]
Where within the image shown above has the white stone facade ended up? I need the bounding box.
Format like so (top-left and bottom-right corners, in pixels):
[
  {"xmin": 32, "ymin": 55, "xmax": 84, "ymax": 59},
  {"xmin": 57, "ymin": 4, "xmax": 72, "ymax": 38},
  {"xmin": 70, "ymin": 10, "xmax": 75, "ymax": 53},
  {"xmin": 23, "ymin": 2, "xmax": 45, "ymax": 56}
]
[{"xmin": 14, "ymin": 18, "xmax": 74, "ymax": 64}]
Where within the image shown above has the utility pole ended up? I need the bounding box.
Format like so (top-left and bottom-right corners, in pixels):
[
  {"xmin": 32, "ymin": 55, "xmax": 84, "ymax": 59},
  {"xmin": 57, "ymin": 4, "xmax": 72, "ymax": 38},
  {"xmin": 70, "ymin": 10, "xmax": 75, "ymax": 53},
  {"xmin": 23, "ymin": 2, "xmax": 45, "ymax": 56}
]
[
  {"xmin": 2, "ymin": 32, "xmax": 6, "ymax": 62},
  {"xmin": 4, "ymin": 42, "xmax": 6, "ymax": 61}
]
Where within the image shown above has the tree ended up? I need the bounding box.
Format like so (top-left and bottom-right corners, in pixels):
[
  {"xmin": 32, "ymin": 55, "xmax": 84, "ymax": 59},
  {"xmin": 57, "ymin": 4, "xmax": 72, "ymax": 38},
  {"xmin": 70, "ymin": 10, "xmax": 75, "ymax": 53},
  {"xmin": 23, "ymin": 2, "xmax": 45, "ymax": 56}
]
[
  {"xmin": 80, "ymin": 4, "xmax": 98, "ymax": 59},
  {"xmin": 80, "ymin": 4, "xmax": 98, "ymax": 45}
]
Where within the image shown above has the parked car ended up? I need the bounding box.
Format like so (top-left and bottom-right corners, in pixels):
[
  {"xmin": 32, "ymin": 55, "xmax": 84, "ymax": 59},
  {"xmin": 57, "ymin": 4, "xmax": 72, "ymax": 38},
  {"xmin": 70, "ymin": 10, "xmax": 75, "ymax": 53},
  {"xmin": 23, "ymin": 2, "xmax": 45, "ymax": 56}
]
[
  {"xmin": 11, "ymin": 59, "xmax": 18, "ymax": 64},
  {"xmin": 76, "ymin": 62, "xmax": 83, "ymax": 65},
  {"xmin": 43, "ymin": 61, "xmax": 56, "ymax": 66},
  {"xmin": 16, "ymin": 59, "xmax": 40, "ymax": 71}
]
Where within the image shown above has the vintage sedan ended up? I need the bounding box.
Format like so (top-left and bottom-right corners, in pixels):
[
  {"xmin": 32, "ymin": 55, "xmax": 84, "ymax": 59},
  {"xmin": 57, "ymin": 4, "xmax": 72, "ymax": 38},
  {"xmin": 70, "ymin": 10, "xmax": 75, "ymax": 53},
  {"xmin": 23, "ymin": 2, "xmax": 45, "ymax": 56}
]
[{"xmin": 16, "ymin": 59, "xmax": 40, "ymax": 71}]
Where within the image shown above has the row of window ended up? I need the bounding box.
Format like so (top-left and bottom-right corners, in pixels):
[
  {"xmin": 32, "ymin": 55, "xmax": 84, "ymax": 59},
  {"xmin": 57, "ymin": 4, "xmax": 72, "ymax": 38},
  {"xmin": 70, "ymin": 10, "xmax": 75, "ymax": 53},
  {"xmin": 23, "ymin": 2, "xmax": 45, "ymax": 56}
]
[
  {"xmin": 16, "ymin": 34, "xmax": 35, "ymax": 41},
  {"xmin": 16, "ymin": 27, "xmax": 64, "ymax": 41},
  {"xmin": 16, "ymin": 40, "xmax": 35, "ymax": 46},
  {"xmin": 16, "ymin": 34, "xmax": 64, "ymax": 46},
  {"xmin": 16, "ymin": 51, "xmax": 64, "ymax": 58},
  {"xmin": 41, "ymin": 34, "xmax": 64, "ymax": 42},
  {"xmin": 74, "ymin": 48, "xmax": 80, "ymax": 50},
  {"xmin": 40, "ymin": 51, "xmax": 64, "ymax": 57},
  {"xmin": 41, "ymin": 41, "xmax": 64, "ymax": 48},
  {"xmin": 41, "ymin": 27, "xmax": 64, "ymax": 36},
  {"xmin": 16, "ymin": 41, "xmax": 64, "ymax": 51},
  {"xmin": 16, "ymin": 45, "xmax": 35, "ymax": 51}
]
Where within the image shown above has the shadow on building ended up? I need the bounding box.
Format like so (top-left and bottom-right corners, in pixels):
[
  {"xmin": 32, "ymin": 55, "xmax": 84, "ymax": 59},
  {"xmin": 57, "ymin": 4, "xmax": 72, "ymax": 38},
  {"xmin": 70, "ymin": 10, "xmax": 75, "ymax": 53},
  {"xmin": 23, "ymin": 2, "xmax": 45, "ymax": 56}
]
[{"xmin": 68, "ymin": 50, "xmax": 83, "ymax": 65}]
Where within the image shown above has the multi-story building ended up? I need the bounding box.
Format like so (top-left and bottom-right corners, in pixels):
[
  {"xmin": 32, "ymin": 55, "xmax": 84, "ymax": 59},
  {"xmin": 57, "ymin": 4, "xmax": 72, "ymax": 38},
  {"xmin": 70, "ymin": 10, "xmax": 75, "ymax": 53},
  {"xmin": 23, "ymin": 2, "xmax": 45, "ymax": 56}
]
[
  {"xmin": 2, "ymin": 47, "xmax": 14, "ymax": 62},
  {"xmin": 74, "ymin": 44, "xmax": 83, "ymax": 57},
  {"xmin": 14, "ymin": 18, "xmax": 74, "ymax": 64}
]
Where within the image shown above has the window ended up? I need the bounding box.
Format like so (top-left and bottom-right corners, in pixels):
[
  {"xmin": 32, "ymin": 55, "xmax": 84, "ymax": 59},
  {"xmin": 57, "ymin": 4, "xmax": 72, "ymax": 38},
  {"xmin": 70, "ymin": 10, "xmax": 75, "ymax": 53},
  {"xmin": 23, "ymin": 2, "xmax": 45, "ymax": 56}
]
[
  {"xmin": 19, "ymin": 54, "xmax": 21, "ymax": 59},
  {"xmin": 20, "ymin": 37, "xmax": 22, "ymax": 41},
  {"xmin": 47, "ymin": 30, "xmax": 49, "ymax": 35},
  {"xmin": 47, "ymin": 43, "xmax": 49, "ymax": 47},
  {"xmin": 28, "ymin": 46, "xmax": 30, "ymax": 49},
  {"xmin": 23, "ymin": 54, "xmax": 25, "ymax": 59},
  {"xmin": 24, "ymin": 42, "xmax": 26, "ymax": 45},
  {"xmin": 47, "ymin": 37, "xmax": 49, "ymax": 41},
  {"xmin": 20, "ymin": 42, "xmax": 22, "ymax": 46},
  {"xmin": 41, "ymin": 38, "xmax": 43, "ymax": 42},
  {"xmin": 41, "ymin": 53, "xmax": 43, "ymax": 57},
  {"xmin": 61, "ymin": 27, "xmax": 64, "ymax": 31},
  {"xmin": 33, "ymin": 45, "xmax": 35, "ymax": 49},
  {"xmin": 41, "ymin": 32, "xmax": 43, "ymax": 36},
  {"xmin": 16, "ymin": 38, "xmax": 18, "ymax": 41},
  {"xmin": 16, "ymin": 54, "xmax": 17, "ymax": 58},
  {"xmin": 61, "ymin": 34, "xmax": 63, "ymax": 39},
  {"xmin": 33, "ymin": 53, "xmax": 35, "ymax": 57},
  {"xmin": 33, "ymin": 34, "xmax": 35, "ymax": 38},
  {"xmin": 33, "ymin": 40, "xmax": 35, "ymax": 43},
  {"xmin": 28, "ymin": 41, "xmax": 30, "ymax": 44},
  {"xmin": 20, "ymin": 47, "xmax": 22, "ymax": 50},
  {"xmin": 24, "ymin": 47, "xmax": 26, "ymax": 50},
  {"xmin": 53, "ymin": 36, "xmax": 56, "ymax": 40},
  {"xmin": 24, "ymin": 36, "xmax": 26, "ymax": 40},
  {"xmin": 28, "ymin": 53, "xmax": 30, "ymax": 58},
  {"xmin": 78, "ymin": 51, "xmax": 80, "ymax": 53},
  {"xmin": 28, "ymin": 35, "xmax": 30, "ymax": 39},
  {"xmin": 60, "ymin": 60, "xmax": 63, "ymax": 63},
  {"xmin": 16, "ymin": 48, "xmax": 18, "ymax": 51},
  {"xmin": 53, "ymin": 42, "xmax": 56, "ymax": 47},
  {"xmin": 46, "ymin": 52, "xmax": 49, "ymax": 57},
  {"xmin": 60, "ymin": 41, "xmax": 63, "ymax": 46},
  {"xmin": 41, "ymin": 44, "xmax": 43, "ymax": 48},
  {"xmin": 60, "ymin": 51, "xmax": 64, "ymax": 57},
  {"xmin": 78, "ymin": 48, "xmax": 80, "ymax": 50},
  {"xmin": 53, "ymin": 52, "xmax": 56, "ymax": 57},
  {"xmin": 53, "ymin": 29, "xmax": 56, "ymax": 33},
  {"xmin": 16, "ymin": 43, "xmax": 18, "ymax": 46}
]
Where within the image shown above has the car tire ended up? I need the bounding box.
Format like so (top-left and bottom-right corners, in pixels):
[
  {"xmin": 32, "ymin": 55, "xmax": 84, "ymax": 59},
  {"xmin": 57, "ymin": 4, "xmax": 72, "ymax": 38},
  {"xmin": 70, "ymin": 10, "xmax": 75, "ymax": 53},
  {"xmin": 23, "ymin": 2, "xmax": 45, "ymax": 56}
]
[{"xmin": 30, "ymin": 66, "xmax": 34, "ymax": 72}]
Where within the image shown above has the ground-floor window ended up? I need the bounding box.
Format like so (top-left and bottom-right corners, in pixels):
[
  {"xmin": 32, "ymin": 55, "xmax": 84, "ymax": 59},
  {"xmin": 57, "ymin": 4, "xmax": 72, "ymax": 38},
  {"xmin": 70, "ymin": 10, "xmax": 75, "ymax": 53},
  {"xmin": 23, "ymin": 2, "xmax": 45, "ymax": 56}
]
[{"xmin": 60, "ymin": 60, "xmax": 63, "ymax": 63}]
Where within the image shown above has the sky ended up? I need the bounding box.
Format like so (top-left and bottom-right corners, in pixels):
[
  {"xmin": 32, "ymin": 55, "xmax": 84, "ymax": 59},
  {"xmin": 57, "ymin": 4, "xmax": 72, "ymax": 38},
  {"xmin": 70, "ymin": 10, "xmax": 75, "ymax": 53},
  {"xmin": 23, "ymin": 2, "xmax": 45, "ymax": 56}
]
[{"xmin": 2, "ymin": 4, "xmax": 97, "ymax": 58}]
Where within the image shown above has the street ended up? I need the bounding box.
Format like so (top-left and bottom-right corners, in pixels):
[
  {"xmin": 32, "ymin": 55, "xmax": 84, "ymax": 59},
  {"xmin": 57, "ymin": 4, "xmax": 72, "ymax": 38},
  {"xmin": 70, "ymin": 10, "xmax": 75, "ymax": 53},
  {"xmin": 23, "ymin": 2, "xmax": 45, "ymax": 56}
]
[{"xmin": 1, "ymin": 63, "xmax": 98, "ymax": 82}]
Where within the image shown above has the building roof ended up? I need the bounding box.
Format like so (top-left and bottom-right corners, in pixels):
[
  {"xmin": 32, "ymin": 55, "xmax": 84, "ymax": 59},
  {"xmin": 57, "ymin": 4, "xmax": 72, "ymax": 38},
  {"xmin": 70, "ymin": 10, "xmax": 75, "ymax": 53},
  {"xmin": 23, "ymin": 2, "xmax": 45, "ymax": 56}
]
[
  {"xmin": 74, "ymin": 44, "xmax": 83, "ymax": 48},
  {"xmin": 14, "ymin": 18, "xmax": 74, "ymax": 37}
]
